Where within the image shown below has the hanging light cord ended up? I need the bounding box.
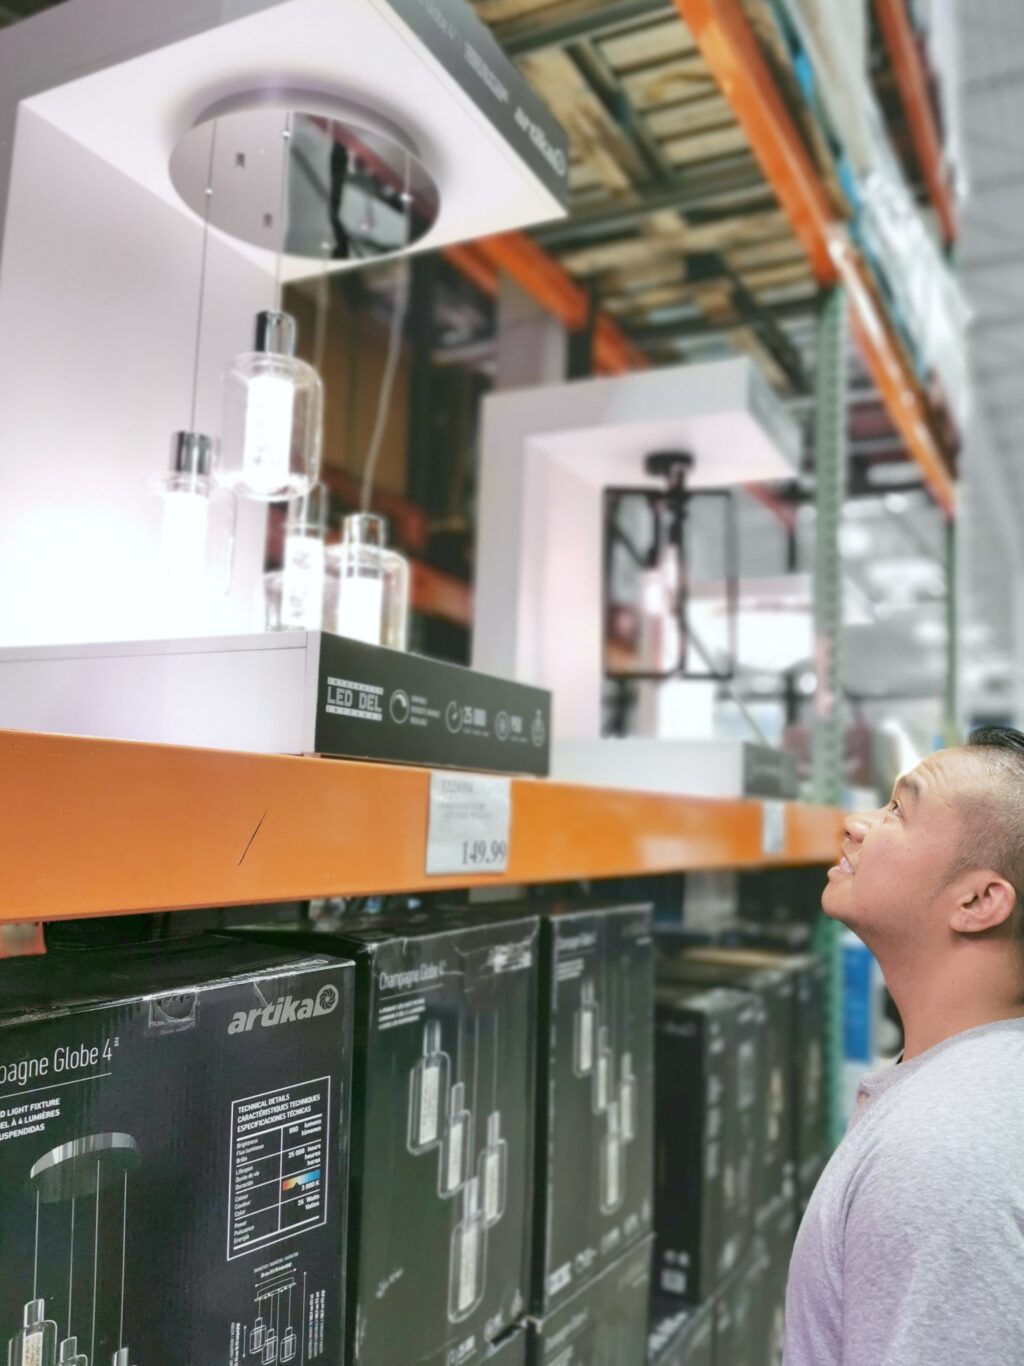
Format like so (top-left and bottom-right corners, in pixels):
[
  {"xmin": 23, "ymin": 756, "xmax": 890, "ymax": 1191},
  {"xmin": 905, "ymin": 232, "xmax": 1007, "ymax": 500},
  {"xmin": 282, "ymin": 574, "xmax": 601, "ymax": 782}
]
[
  {"xmin": 67, "ymin": 1197, "xmax": 76, "ymax": 1339},
  {"xmin": 274, "ymin": 113, "xmax": 294, "ymax": 313},
  {"xmin": 360, "ymin": 155, "xmax": 413, "ymax": 512},
  {"xmin": 189, "ymin": 121, "xmax": 219, "ymax": 434},
  {"xmin": 33, "ymin": 1188, "xmax": 40, "ymax": 1299}
]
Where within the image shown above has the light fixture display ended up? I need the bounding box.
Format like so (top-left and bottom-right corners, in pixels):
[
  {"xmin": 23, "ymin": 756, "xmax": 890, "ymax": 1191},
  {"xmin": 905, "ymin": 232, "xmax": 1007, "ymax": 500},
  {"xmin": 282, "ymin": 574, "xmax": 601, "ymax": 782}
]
[
  {"xmin": 263, "ymin": 483, "xmax": 328, "ymax": 630},
  {"xmin": 477, "ymin": 1111, "xmax": 507, "ymax": 1228},
  {"xmin": 604, "ymin": 451, "xmax": 738, "ymax": 683},
  {"xmin": 150, "ymin": 432, "xmax": 235, "ymax": 607},
  {"xmin": 329, "ymin": 512, "xmax": 409, "ymax": 649},
  {"xmin": 221, "ymin": 310, "xmax": 323, "ymax": 501},
  {"xmin": 5, "ymin": 1133, "xmax": 141, "ymax": 1366},
  {"xmin": 448, "ymin": 1177, "xmax": 486, "ymax": 1323},
  {"xmin": 438, "ymin": 1081, "xmax": 471, "ymax": 1199},
  {"xmin": 573, "ymin": 979, "xmax": 598, "ymax": 1078},
  {"xmin": 407, "ymin": 1019, "xmax": 450, "ymax": 1155}
]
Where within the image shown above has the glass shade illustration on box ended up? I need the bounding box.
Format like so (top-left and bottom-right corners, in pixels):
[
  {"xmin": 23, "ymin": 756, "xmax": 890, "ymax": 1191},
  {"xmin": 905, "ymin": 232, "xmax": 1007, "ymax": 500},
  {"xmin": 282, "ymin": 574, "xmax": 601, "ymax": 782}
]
[
  {"xmin": 438, "ymin": 1082, "xmax": 471, "ymax": 1199},
  {"xmin": 149, "ymin": 431, "xmax": 235, "ymax": 609},
  {"xmin": 448, "ymin": 1177, "xmax": 486, "ymax": 1323},
  {"xmin": 408, "ymin": 1020, "xmax": 451, "ymax": 1155},
  {"xmin": 573, "ymin": 979, "xmax": 598, "ymax": 1078},
  {"xmin": 477, "ymin": 1111, "xmax": 507, "ymax": 1228},
  {"xmin": 329, "ymin": 513, "xmax": 409, "ymax": 649},
  {"xmin": 247, "ymin": 1286, "xmax": 295, "ymax": 1366},
  {"xmin": 263, "ymin": 483, "xmax": 328, "ymax": 630},
  {"xmin": 6, "ymin": 1133, "xmax": 141, "ymax": 1366},
  {"xmin": 600, "ymin": 1102, "xmax": 625, "ymax": 1214},
  {"xmin": 221, "ymin": 310, "xmax": 323, "ymax": 502},
  {"xmin": 593, "ymin": 1025, "xmax": 613, "ymax": 1115},
  {"xmin": 618, "ymin": 1052, "xmax": 637, "ymax": 1144}
]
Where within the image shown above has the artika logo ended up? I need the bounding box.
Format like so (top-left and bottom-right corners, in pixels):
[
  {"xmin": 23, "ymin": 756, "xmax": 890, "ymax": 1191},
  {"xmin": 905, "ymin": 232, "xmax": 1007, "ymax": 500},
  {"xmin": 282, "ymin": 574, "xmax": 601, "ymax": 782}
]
[{"xmin": 228, "ymin": 983, "xmax": 340, "ymax": 1034}]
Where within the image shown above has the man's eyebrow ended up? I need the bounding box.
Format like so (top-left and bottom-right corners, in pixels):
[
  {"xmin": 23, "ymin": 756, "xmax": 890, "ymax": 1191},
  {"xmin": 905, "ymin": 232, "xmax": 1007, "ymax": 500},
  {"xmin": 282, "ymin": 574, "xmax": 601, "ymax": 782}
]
[{"xmin": 895, "ymin": 775, "xmax": 920, "ymax": 803}]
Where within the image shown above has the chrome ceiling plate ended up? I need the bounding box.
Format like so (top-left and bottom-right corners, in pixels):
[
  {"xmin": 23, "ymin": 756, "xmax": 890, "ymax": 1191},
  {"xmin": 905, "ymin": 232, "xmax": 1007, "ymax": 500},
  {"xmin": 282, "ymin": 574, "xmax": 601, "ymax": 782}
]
[{"xmin": 170, "ymin": 97, "xmax": 440, "ymax": 264}]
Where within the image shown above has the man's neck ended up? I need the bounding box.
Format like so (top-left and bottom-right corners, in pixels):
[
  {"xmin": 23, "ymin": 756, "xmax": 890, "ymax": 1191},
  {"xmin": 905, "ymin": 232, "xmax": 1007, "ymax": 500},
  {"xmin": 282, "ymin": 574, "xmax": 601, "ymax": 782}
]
[{"xmin": 880, "ymin": 952, "xmax": 1024, "ymax": 1062}]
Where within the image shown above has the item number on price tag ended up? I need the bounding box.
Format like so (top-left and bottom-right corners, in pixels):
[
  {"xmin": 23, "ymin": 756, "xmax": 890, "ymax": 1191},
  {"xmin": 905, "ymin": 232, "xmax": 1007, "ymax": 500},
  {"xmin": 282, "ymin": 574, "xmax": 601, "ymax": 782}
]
[{"xmin": 426, "ymin": 772, "xmax": 512, "ymax": 877}]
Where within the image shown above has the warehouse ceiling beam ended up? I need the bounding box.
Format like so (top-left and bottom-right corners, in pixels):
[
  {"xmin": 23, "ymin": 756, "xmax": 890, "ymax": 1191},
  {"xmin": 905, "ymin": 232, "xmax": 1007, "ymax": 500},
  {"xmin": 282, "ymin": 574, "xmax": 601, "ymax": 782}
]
[
  {"xmin": 873, "ymin": 0, "xmax": 957, "ymax": 247},
  {"xmin": 494, "ymin": 0, "xmax": 672, "ymax": 58},
  {"xmin": 627, "ymin": 292, "xmax": 817, "ymax": 345},
  {"xmin": 672, "ymin": 0, "xmax": 956, "ymax": 516}
]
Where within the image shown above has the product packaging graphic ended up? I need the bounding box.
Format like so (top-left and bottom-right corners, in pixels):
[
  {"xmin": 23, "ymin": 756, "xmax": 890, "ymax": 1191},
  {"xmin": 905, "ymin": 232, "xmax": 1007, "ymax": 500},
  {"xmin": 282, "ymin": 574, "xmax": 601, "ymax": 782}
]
[
  {"xmin": 526, "ymin": 1236, "xmax": 651, "ymax": 1365},
  {"xmin": 648, "ymin": 1297, "xmax": 714, "ymax": 1366},
  {"xmin": 656, "ymin": 944, "xmax": 795, "ymax": 1219},
  {"xmin": 0, "ymin": 937, "xmax": 354, "ymax": 1366},
  {"xmin": 654, "ymin": 985, "xmax": 754, "ymax": 1304},
  {"xmin": 239, "ymin": 913, "xmax": 538, "ymax": 1366},
  {"xmin": 533, "ymin": 902, "xmax": 654, "ymax": 1313},
  {"xmin": 485, "ymin": 1327, "xmax": 528, "ymax": 1365}
]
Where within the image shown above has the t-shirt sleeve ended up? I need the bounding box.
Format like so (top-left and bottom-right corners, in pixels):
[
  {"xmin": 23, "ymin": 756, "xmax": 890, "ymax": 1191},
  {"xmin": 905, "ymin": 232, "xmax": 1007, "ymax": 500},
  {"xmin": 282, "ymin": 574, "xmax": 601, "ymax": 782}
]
[{"xmin": 841, "ymin": 1126, "xmax": 1024, "ymax": 1365}]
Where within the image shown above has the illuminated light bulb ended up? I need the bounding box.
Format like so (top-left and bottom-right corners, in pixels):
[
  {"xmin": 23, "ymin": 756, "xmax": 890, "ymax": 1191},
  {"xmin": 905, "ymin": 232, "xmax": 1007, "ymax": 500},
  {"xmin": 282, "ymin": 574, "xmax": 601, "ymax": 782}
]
[
  {"xmin": 8, "ymin": 1299, "xmax": 57, "ymax": 1366},
  {"xmin": 329, "ymin": 513, "xmax": 409, "ymax": 649},
  {"xmin": 159, "ymin": 432, "xmax": 214, "ymax": 589},
  {"xmin": 221, "ymin": 311, "xmax": 322, "ymax": 502}
]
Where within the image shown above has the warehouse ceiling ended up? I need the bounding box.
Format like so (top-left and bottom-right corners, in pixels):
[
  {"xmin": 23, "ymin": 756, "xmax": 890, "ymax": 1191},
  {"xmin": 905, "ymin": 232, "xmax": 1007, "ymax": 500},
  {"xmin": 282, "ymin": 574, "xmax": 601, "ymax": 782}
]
[{"xmin": 955, "ymin": 0, "xmax": 1024, "ymax": 716}]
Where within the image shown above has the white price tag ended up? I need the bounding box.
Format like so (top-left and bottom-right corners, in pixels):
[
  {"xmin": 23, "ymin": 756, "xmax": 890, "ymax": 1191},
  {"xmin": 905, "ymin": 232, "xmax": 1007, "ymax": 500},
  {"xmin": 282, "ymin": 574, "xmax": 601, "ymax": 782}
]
[
  {"xmin": 426, "ymin": 771, "xmax": 511, "ymax": 877},
  {"xmin": 762, "ymin": 801, "xmax": 787, "ymax": 857}
]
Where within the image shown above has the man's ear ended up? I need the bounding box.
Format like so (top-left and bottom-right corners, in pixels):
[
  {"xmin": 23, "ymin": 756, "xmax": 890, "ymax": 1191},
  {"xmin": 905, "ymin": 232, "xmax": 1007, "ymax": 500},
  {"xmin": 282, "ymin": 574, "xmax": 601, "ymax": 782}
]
[{"xmin": 949, "ymin": 871, "xmax": 1018, "ymax": 935}]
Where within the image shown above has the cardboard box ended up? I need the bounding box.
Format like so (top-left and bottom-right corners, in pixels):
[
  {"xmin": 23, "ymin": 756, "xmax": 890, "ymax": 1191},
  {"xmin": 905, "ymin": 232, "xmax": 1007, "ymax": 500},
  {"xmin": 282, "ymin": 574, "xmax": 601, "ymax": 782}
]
[
  {"xmin": 487, "ymin": 1326, "xmax": 528, "ymax": 1364},
  {"xmin": 654, "ymin": 986, "xmax": 755, "ymax": 1304},
  {"xmin": 527, "ymin": 1236, "xmax": 652, "ymax": 1365},
  {"xmin": 713, "ymin": 1246, "xmax": 764, "ymax": 1366},
  {"xmin": 648, "ymin": 1298, "xmax": 714, "ymax": 1366},
  {"xmin": 756, "ymin": 1194, "xmax": 796, "ymax": 1366},
  {"xmin": 656, "ymin": 945, "xmax": 795, "ymax": 1218},
  {"xmin": 242, "ymin": 913, "xmax": 540, "ymax": 1366},
  {"xmin": 674, "ymin": 946, "xmax": 830, "ymax": 1208},
  {"xmin": 534, "ymin": 903, "xmax": 655, "ymax": 1312},
  {"xmin": 0, "ymin": 937, "xmax": 354, "ymax": 1366}
]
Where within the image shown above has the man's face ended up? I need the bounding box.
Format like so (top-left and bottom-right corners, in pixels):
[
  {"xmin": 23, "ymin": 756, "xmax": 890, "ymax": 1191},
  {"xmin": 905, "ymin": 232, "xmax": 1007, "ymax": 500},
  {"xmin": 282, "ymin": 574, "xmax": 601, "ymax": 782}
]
[{"xmin": 822, "ymin": 748, "xmax": 978, "ymax": 952}]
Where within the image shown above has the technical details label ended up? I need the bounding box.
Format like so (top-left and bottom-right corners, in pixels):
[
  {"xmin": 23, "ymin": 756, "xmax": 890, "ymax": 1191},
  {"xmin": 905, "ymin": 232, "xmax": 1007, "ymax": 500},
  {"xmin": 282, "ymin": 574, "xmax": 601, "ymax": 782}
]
[{"xmin": 228, "ymin": 1077, "xmax": 330, "ymax": 1259}]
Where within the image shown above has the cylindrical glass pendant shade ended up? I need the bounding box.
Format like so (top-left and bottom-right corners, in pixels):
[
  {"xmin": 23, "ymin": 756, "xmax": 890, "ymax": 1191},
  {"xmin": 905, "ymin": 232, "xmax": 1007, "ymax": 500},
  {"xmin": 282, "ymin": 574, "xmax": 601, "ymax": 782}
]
[
  {"xmin": 263, "ymin": 483, "xmax": 329, "ymax": 631},
  {"xmin": 328, "ymin": 512, "xmax": 409, "ymax": 649},
  {"xmin": 220, "ymin": 311, "xmax": 322, "ymax": 502}
]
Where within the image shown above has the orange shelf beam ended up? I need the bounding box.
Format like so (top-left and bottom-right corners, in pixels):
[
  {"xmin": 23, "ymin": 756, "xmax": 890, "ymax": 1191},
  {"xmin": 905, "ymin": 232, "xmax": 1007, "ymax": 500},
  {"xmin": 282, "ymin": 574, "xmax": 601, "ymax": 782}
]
[
  {"xmin": 673, "ymin": 0, "xmax": 955, "ymax": 514},
  {"xmin": 0, "ymin": 730, "xmax": 843, "ymax": 923},
  {"xmin": 874, "ymin": 0, "xmax": 956, "ymax": 247}
]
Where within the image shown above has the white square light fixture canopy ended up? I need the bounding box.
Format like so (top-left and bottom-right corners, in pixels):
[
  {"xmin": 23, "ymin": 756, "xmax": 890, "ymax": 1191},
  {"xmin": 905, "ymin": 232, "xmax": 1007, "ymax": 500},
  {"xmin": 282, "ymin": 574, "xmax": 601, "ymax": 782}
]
[{"xmin": 0, "ymin": 0, "xmax": 569, "ymax": 282}]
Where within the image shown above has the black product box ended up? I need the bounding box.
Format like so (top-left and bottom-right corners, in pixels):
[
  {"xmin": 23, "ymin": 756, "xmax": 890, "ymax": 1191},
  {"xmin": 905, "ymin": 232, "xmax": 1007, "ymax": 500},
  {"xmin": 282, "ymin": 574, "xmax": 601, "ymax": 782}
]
[
  {"xmin": 648, "ymin": 1298, "xmax": 714, "ymax": 1366},
  {"xmin": 316, "ymin": 632, "xmax": 551, "ymax": 775},
  {"xmin": 241, "ymin": 913, "xmax": 540, "ymax": 1366},
  {"xmin": 0, "ymin": 937, "xmax": 354, "ymax": 1365},
  {"xmin": 487, "ymin": 1327, "xmax": 528, "ymax": 1364},
  {"xmin": 713, "ymin": 1246, "xmax": 765, "ymax": 1366},
  {"xmin": 755, "ymin": 1193, "xmax": 796, "ymax": 1366},
  {"xmin": 656, "ymin": 944, "xmax": 795, "ymax": 1218},
  {"xmin": 527, "ymin": 1236, "xmax": 652, "ymax": 1365},
  {"xmin": 676, "ymin": 946, "xmax": 829, "ymax": 1208},
  {"xmin": 534, "ymin": 903, "xmax": 655, "ymax": 1313},
  {"xmin": 654, "ymin": 986, "xmax": 754, "ymax": 1304}
]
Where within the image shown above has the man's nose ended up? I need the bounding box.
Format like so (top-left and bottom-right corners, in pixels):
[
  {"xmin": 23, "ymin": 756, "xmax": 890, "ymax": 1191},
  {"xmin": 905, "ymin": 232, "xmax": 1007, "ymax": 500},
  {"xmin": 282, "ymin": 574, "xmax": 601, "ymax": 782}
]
[{"xmin": 844, "ymin": 812, "xmax": 874, "ymax": 843}]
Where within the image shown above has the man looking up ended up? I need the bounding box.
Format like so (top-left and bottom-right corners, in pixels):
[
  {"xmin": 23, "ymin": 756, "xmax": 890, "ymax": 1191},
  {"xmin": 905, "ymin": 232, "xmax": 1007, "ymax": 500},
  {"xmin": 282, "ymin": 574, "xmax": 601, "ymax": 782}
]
[{"xmin": 784, "ymin": 726, "xmax": 1024, "ymax": 1365}]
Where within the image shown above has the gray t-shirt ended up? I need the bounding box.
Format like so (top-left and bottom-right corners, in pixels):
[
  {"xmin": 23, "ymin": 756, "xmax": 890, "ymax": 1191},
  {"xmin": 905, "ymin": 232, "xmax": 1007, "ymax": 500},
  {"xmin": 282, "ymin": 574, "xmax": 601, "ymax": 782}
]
[{"xmin": 784, "ymin": 1017, "xmax": 1024, "ymax": 1366}]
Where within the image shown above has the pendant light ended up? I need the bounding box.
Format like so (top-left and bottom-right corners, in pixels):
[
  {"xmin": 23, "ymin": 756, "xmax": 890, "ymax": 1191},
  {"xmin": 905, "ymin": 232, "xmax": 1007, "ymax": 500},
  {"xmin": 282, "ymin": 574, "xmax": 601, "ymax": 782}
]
[
  {"xmin": 219, "ymin": 113, "xmax": 323, "ymax": 502},
  {"xmin": 263, "ymin": 482, "xmax": 329, "ymax": 630},
  {"xmin": 328, "ymin": 512, "xmax": 409, "ymax": 649}
]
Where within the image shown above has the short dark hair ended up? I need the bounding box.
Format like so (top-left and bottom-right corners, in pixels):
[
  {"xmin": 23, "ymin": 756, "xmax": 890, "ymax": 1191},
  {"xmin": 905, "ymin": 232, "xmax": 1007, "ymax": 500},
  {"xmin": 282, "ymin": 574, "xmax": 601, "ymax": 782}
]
[{"xmin": 955, "ymin": 728, "xmax": 1024, "ymax": 943}]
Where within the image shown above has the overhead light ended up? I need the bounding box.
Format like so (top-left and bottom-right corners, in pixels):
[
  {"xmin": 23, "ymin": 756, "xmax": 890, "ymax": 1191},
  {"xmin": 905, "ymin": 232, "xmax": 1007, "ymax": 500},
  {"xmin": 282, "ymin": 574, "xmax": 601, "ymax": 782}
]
[
  {"xmin": 264, "ymin": 483, "xmax": 329, "ymax": 631},
  {"xmin": 328, "ymin": 513, "xmax": 409, "ymax": 649},
  {"xmin": 149, "ymin": 432, "xmax": 235, "ymax": 607},
  {"xmin": 221, "ymin": 310, "xmax": 323, "ymax": 501},
  {"xmin": 838, "ymin": 522, "xmax": 873, "ymax": 558},
  {"xmin": 912, "ymin": 618, "xmax": 948, "ymax": 647},
  {"xmin": 883, "ymin": 491, "xmax": 909, "ymax": 514}
]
